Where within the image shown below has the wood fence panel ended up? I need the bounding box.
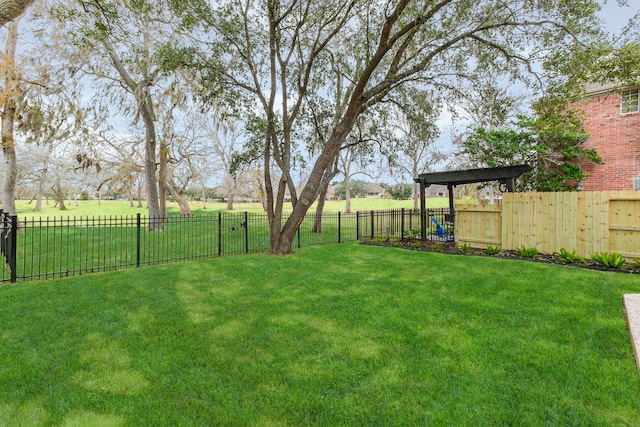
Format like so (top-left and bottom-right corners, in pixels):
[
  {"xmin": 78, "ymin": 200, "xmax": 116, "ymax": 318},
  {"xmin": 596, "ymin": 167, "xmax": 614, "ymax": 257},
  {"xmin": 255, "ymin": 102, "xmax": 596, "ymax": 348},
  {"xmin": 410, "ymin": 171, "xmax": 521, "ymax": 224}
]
[
  {"xmin": 608, "ymin": 191, "xmax": 640, "ymax": 259},
  {"xmin": 576, "ymin": 193, "xmax": 587, "ymax": 257},
  {"xmin": 455, "ymin": 205, "xmax": 502, "ymax": 248},
  {"xmin": 462, "ymin": 191, "xmax": 639, "ymax": 258},
  {"xmin": 501, "ymin": 193, "xmax": 515, "ymax": 249}
]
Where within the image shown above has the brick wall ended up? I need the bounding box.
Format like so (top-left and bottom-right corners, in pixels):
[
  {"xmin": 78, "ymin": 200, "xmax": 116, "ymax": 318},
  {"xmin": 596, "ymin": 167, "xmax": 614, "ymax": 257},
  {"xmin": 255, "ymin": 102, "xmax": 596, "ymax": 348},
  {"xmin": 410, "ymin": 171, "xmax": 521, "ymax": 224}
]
[{"xmin": 574, "ymin": 92, "xmax": 640, "ymax": 191}]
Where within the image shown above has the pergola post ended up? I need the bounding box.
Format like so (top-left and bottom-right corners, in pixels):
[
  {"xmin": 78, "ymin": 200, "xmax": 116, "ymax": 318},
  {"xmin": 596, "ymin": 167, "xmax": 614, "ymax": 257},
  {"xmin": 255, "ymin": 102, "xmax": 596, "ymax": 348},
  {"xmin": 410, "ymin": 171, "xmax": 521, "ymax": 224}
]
[
  {"xmin": 447, "ymin": 183, "xmax": 454, "ymax": 212},
  {"xmin": 419, "ymin": 180, "xmax": 426, "ymax": 241}
]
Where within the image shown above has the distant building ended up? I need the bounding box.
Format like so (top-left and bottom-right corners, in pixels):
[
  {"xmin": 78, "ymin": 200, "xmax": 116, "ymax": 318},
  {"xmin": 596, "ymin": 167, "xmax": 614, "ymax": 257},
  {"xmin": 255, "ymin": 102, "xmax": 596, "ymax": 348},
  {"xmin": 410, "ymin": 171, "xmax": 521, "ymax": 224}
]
[
  {"xmin": 573, "ymin": 83, "xmax": 640, "ymax": 191},
  {"xmin": 363, "ymin": 183, "xmax": 386, "ymax": 198}
]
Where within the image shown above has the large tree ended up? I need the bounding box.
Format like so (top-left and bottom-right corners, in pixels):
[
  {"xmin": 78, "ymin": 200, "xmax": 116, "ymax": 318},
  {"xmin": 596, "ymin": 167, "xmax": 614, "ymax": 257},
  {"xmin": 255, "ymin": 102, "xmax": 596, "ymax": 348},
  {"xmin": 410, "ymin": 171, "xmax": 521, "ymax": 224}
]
[
  {"xmin": 0, "ymin": 12, "xmax": 22, "ymax": 214},
  {"xmin": 170, "ymin": 0, "xmax": 604, "ymax": 254},
  {"xmin": 51, "ymin": 0, "xmax": 182, "ymax": 229},
  {"xmin": 385, "ymin": 90, "xmax": 444, "ymax": 210}
]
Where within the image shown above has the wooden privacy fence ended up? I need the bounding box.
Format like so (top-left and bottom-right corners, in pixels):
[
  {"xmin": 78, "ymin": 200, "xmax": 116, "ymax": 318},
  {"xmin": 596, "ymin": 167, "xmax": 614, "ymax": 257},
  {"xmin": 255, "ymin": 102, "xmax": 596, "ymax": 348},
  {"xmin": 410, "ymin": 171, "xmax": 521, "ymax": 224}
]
[{"xmin": 455, "ymin": 191, "xmax": 640, "ymax": 259}]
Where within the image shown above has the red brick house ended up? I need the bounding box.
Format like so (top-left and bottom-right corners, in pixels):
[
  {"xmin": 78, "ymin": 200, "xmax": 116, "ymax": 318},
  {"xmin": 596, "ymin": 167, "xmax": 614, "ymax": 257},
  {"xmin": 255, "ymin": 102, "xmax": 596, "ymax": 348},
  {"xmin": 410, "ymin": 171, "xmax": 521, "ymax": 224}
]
[{"xmin": 574, "ymin": 83, "xmax": 640, "ymax": 191}]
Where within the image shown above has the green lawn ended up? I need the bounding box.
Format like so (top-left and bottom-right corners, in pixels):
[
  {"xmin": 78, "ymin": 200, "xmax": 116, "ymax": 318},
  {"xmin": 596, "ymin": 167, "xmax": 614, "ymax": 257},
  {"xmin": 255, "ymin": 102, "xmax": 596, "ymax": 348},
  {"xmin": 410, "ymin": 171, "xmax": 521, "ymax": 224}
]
[
  {"xmin": 2, "ymin": 243, "xmax": 639, "ymax": 426},
  {"xmin": 11, "ymin": 197, "xmax": 449, "ymax": 219}
]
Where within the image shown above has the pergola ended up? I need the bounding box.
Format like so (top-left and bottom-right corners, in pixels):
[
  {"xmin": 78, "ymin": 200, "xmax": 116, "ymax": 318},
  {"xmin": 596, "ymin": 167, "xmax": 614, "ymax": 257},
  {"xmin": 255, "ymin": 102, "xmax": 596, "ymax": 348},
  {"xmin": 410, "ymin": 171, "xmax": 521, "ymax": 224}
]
[{"xmin": 413, "ymin": 165, "xmax": 532, "ymax": 240}]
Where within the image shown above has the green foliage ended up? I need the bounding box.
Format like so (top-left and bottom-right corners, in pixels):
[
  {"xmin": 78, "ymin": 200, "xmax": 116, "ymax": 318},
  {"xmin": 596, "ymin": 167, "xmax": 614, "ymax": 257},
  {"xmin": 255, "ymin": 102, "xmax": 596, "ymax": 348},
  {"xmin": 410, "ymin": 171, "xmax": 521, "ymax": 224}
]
[
  {"xmin": 458, "ymin": 243, "xmax": 471, "ymax": 254},
  {"xmin": 404, "ymin": 228, "xmax": 420, "ymax": 239},
  {"xmin": 430, "ymin": 243, "xmax": 445, "ymax": 252},
  {"xmin": 381, "ymin": 183, "xmax": 413, "ymax": 200},
  {"xmin": 334, "ymin": 180, "xmax": 369, "ymax": 199},
  {"xmin": 410, "ymin": 241, "xmax": 422, "ymax": 249},
  {"xmin": 554, "ymin": 248, "xmax": 585, "ymax": 264},
  {"xmin": 485, "ymin": 245, "xmax": 501, "ymax": 256},
  {"xmin": 80, "ymin": 191, "xmax": 90, "ymax": 201},
  {"xmin": 460, "ymin": 108, "xmax": 603, "ymax": 192},
  {"xmin": 591, "ymin": 252, "xmax": 626, "ymax": 269},
  {"xmin": 590, "ymin": 42, "xmax": 640, "ymax": 85},
  {"xmin": 516, "ymin": 246, "xmax": 538, "ymax": 258}
]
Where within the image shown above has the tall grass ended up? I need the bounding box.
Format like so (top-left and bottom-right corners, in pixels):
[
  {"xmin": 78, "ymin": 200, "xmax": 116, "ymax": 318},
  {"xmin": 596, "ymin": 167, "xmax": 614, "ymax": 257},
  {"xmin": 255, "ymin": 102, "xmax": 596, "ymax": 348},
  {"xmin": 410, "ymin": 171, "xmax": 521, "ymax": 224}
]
[{"xmin": 1, "ymin": 244, "xmax": 639, "ymax": 425}]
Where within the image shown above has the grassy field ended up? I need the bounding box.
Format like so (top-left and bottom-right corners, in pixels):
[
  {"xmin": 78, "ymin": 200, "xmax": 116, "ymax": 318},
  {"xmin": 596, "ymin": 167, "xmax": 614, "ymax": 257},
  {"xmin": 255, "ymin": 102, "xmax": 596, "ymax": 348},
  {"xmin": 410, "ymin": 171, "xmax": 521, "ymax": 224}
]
[
  {"xmin": 1, "ymin": 243, "xmax": 639, "ymax": 426},
  {"xmin": 10, "ymin": 197, "xmax": 450, "ymax": 219}
]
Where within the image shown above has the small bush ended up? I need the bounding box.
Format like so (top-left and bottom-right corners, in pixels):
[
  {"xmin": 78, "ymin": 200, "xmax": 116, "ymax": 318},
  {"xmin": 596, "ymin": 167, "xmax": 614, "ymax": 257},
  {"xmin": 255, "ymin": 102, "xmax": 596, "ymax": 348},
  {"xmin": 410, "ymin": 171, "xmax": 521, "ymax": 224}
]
[
  {"xmin": 430, "ymin": 243, "xmax": 445, "ymax": 252},
  {"xmin": 404, "ymin": 229, "xmax": 420, "ymax": 239},
  {"xmin": 516, "ymin": 246, "xmax": 538, "ymax": 258},
  {"xmin": 485, "ymin": 245, "xmax": 500, "ymax": 256},
  {"xmin": 458, "ymin": 243, "xmax": 471, "ymax": 254},
  {"xmin": 554, "ymin": 248, "xmax": 585, "ymax": 264},
  {"xmin": 410, "ymin": 241, "xmax": 422, "ymax": 249},
  {"xmin": 591, "ymin": 252, "xmax": 626, "ymax": 269}
]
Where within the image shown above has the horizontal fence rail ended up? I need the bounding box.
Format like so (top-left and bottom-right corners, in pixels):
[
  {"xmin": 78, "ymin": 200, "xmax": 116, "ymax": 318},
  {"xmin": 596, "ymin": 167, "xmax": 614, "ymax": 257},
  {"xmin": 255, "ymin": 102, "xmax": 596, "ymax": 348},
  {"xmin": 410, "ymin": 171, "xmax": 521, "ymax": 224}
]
[{"xmin": 1, "ymin": 208, "xmax": 448, "ymax": 283}]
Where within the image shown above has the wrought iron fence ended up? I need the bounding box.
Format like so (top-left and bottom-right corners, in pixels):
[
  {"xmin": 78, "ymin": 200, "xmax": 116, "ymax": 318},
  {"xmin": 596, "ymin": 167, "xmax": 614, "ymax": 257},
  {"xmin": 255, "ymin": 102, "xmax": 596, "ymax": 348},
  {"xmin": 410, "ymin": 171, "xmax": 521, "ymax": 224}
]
[{"xmin": 0, "ymin": 208, "xmax": 452, "ymax": 283}]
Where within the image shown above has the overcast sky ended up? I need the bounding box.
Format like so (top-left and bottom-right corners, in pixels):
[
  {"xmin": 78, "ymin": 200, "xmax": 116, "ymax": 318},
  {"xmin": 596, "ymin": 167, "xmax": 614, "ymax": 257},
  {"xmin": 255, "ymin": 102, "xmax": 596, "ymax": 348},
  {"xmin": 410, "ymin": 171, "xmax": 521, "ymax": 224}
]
[{"xmin": 597, "ymin": 0, "xmax": 639, "ymax": 36}]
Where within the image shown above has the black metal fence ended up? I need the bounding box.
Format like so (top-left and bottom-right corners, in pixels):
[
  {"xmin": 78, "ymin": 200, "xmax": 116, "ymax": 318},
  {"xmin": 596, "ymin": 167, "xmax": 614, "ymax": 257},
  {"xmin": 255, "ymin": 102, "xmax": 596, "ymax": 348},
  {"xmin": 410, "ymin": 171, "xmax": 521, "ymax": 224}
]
[{"xmin": 0, "ymin": 208, "xmax": 453, "ymax": 283}]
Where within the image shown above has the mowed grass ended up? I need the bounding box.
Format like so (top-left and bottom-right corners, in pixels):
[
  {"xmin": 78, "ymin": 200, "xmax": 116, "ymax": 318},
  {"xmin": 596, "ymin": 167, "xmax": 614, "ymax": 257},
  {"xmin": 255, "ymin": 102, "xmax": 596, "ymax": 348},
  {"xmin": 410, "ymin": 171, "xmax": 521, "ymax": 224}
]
[
  {"xmin": 11, "ymin": 197, "xmax": 448, "ymax": 219},
  {"xmin": 2, "ymin": 243, "xmax": 639, "ymax": 426}
]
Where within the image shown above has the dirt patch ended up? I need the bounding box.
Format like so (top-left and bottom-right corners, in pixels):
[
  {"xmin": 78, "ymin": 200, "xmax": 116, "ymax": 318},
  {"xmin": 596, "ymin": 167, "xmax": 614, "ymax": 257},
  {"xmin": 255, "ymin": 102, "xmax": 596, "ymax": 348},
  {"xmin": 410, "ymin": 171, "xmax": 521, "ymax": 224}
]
[{"xmin": 360, "ymin": 239, "xmax": 640, "ymax": 274}]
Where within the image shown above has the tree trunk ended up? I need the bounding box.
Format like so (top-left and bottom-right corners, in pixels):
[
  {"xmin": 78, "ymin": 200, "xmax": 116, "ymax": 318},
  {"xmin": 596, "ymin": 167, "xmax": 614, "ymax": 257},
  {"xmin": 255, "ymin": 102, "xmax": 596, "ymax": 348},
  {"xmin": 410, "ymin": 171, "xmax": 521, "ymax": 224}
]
[
  {"xmin": 269, "ymin": 115, "xmax": 356, "ymax": 254},
  {"xmin": 344, "ymin": 173, "xmax": 352, "ymax": 213},
  {"xmin": 165, "ymin": 178, "xmax": 193, "ymax": 217},
  {"xmin": 312, "ymin": 183, "xmax": 329, "ymax": 233},
  {"xmin": 226, "ymin": 192, "xmax": 234, "ymax": 211},
  {"xmin": 141, "ymin": 95, "xmax": 163, "ymax": 230},
  {"xmin": 54, "ymin": 178, "xmax": 67, "ymax": 211},
  {"xmin": 136, "ymin": 181, "xmax": 144, "ymax": 208},
  {"xmin": 1, "ymin": 17, "xmax": 22, "ymax": 215},
  {"xmin": 103, "ymin": 39, "xmax": 162, "ymax": 229},
  {"xmin": 257, "ymin": 174, "xmax": 267, "ymax": 211},
  {"xmin": 158, "ymin": 138, "xmax": 168, "ymax": 220}
]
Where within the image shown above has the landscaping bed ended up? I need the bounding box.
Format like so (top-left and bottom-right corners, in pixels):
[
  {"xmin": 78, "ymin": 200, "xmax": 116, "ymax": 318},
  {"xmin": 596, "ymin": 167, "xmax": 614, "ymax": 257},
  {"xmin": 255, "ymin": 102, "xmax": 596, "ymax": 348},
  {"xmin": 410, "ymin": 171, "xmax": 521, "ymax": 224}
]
[{"xmin": 361, "ymin": 238, "xmax": 640, "ymax": 274}]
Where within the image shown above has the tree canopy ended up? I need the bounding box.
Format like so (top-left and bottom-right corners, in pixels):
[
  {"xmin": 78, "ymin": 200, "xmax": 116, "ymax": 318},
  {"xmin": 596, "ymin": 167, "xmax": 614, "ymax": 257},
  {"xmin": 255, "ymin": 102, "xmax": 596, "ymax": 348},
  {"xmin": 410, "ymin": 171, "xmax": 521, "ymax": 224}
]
[
  {"xmin": 163, "ymin": 0, "xmax": 605, "ymax": 254},
  {"xmin": 460, "ymin": 108, "xmax": 603, "ymax": 191}
]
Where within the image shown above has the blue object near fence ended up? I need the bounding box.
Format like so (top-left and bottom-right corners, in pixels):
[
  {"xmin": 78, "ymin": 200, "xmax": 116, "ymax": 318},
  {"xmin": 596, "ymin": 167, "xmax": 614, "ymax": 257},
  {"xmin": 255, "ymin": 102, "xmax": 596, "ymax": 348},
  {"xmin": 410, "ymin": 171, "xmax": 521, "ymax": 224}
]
[
  {"xmin": 431, "ymin": 216, "xmax": 446, "ymax": 237},
  {"xmin": 431, "ymin": 217, "xmax": 454, "ymax": 242}
]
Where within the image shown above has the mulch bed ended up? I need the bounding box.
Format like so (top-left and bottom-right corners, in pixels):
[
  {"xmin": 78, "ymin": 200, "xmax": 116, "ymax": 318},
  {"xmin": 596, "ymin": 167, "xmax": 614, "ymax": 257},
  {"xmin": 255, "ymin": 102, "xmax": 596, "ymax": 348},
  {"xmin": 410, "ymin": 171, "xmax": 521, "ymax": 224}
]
[{"xmin": 360, "ymin": 239, "xmax": 640, "ymax": 274}]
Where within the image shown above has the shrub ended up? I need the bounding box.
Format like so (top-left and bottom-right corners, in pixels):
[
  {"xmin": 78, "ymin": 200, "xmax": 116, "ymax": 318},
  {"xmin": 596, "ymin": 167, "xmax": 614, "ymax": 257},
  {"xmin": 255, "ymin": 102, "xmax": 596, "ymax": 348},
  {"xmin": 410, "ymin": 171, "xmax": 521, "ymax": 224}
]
[
  {"xmin": 554, "ymin": 248, "xmax": 585, "ymax": 264},
  {"xmin": 404, "ymin": 228, "xmax": 420, "ymax": 239},
  {"xmin": 410, "ymin": 241, "xmax": 422, "ymax": 249},
  {"xmin": 591, "ymin": 252, "xmax": 626, "ymax": 269},
  {"xmin": 371, "ymin": 236, "xmax": 387, "ymax": 243},
  {"xmin": 516, "ymin": 246, "xmax": 538, "ymax": 258},
  {"xmin": 485, "ymin": 245, "xmax": 500, "ymax": 256},
  {"xmin": 430, "ymin": 243, "xmax": 445, "ymax": 252},
  {"xmin": 458, "ymin": 243, "xmax": 471, "ymax": 254}
]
